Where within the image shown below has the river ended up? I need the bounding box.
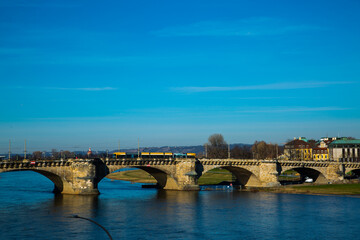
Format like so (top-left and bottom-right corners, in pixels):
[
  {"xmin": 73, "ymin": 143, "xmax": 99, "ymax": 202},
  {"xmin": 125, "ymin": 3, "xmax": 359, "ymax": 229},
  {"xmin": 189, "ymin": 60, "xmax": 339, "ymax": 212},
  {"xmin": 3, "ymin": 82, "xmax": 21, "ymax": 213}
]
[{"xmin": 0, "ymin": 171, "xmax": 359, "ymax": 240}]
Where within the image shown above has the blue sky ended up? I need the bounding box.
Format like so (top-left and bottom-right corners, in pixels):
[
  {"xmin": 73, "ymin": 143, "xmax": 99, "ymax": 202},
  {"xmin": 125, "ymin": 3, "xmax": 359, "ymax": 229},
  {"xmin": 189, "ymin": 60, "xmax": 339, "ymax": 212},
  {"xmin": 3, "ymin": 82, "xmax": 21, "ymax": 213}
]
[{"xmin": 1, "ymin": 0, "xmax": 359, "ymax": 153}]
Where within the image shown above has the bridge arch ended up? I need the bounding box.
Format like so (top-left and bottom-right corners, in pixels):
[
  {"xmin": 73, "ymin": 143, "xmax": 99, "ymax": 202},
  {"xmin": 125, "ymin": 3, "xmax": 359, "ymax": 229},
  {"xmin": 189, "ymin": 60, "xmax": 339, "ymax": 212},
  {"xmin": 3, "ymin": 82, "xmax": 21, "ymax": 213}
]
[
  {"xmin": 105, "ymin": 165, "xmax": 180, "ymax": 190},
  {"xmin": 200, "ymin": 166, "xmax": 262, "ymax": 187},
  {"xmin": 281, "ymin": 167, "xmax": 327, "ymax": 184},
  {"xmin": 345, "ymin": 168, "xmax": 360, "ymax": 179},
  {"xmin": 0, "ymin": 169, "xmax": 66, "ymax": 193}
]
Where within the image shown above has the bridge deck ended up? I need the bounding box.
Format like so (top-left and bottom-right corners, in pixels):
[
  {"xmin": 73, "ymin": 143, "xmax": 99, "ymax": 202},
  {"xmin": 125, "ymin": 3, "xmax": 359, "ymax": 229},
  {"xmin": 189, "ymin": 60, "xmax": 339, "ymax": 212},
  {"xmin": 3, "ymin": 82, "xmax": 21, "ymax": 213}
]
[{"xmin": 1, "ymin": 158, "xmax": 360, "ymax": 170}]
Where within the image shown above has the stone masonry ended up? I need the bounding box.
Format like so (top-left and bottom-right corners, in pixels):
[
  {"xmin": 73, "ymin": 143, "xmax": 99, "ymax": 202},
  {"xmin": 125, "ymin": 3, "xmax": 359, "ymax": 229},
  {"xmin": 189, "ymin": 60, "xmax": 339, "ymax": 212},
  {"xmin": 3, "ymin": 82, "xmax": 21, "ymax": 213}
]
[{"xmin": 0, "ymin": 158, "xmax": 358, "ymax": 195}]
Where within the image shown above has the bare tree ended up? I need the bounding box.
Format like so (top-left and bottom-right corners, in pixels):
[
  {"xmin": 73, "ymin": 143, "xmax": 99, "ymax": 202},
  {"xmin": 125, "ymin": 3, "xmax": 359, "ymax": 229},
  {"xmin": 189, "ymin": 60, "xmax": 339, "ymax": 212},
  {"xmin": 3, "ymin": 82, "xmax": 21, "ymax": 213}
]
[
  {"xmin": 307, "ymin": 139, "xmax": 318, "ymax": 148},
  {"xmin": 252, "ymin": 141, "xmax": 266, "ymax": 159},
  {"xmin": 32, "ymin": 151, "xmax": 42, "ymax": 160},
  {"xmin": 11, "ymin": 154, "xmax": 22, "ymax": 161},
  {"xmin": 252, "ymin": 141, "xmax": 278, "ymax": 159},
  {"xmin": 51, "ymin": 149, "xmax": 60, "ymax": 160},
  {"xmin": 206, "ymin": 134, "xmax": 227, "ymax": 159},
  {"xmin": 231, "ymin": 145, "xmax": 252, "ymax": 159},
  {"xmin": 62, "ymin": 151, "xmax": 73, "ymax": 159}
]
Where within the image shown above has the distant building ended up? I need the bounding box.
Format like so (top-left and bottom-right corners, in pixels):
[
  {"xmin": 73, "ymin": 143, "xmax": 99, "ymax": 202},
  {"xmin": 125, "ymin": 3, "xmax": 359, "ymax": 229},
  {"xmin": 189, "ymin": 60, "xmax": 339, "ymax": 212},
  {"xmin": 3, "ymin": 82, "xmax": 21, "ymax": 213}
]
[
  {"xmin": 320, "ymin": 137, "xmax": 337, "ymax": 147},
  {"xmin": 87, "ymin": 148, "xmax": 92, "ymax": 156},
  {"xmin": 0, "ymin": 156, "xmax": 5, "ymax": 161},
  {"xmin": 284, "ymin": 138, "xmax": 312, "ymax": 160},
  {"xmin": 311, "ymin": 138, "xmax": 339, "ymax": 161},
  {"xmin": 312, "ymin": 147, "xmax": 329, "ymax": 161},
  {"xmin": 296, "ymin": 137, "xmax": 308, "ymax": 142},
  {"xmin": 329, "ymin": 138, "xmax": 360, "ymax": 162},
  {"xmin": 320, "ymin": 137, "xmax": 338, "ymax": 142}
]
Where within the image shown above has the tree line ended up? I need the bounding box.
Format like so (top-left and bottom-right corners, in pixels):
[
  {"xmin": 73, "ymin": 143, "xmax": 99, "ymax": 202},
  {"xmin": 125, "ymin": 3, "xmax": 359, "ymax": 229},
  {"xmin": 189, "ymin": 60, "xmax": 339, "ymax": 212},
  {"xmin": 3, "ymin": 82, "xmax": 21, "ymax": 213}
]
[
  {"xmin": 202, "ymin": 134, "xmax": 283, "ymax": 159},
  {"xmin": 8, "ymin": 149, "xmax": 107, "ymax": 161}
]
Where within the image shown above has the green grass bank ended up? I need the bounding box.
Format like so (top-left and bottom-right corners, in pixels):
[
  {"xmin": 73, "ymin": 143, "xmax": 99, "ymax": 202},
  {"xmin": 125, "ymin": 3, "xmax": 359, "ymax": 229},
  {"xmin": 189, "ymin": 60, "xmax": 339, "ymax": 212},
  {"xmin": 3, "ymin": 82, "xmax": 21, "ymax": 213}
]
[{"xmin": 107, "ymin": 169, "xmax": 360, "ymax": 195}]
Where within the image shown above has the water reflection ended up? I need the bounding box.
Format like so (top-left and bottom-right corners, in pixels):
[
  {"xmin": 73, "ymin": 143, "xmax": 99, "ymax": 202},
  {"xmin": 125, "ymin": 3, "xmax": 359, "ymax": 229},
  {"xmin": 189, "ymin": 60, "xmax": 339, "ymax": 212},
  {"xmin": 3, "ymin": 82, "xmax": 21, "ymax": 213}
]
[
  {"xmin": 1, "ymin": 172, "xmax": 360, "ymax": 240},
  {"xmin": 156, "ymin": 190, "xmax": 199, "ymax": 203},
  {"xmin": 51, "ymin": 194, "xmax": 99, "ymax": 217}
]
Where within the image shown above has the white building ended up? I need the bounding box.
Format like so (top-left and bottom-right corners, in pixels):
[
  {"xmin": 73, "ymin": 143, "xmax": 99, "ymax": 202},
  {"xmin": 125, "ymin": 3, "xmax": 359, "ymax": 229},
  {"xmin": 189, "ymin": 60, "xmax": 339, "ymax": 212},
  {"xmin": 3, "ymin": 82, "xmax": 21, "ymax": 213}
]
[{"xmin": 329, "ymin": 139, "xmax": 360, "ymax": 162}]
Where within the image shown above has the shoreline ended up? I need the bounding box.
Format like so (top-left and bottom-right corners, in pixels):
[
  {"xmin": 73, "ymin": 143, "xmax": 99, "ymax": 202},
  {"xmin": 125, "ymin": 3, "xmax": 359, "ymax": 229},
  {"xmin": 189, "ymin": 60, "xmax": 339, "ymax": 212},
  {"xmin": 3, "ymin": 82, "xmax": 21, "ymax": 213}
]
[
  {"xmin": 239, "ymin": 185, "xmax": 360, "ymax": 197},
  {"xmin": 107, "ymin": 170, "xmax": 360, "ymax": 196}
]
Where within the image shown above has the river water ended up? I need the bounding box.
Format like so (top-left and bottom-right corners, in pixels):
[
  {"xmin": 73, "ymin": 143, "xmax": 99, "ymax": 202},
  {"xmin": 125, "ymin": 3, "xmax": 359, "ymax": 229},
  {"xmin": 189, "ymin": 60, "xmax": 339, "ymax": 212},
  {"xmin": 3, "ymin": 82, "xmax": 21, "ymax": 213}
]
[{"xmin": 0, "ymin": 171, "xmax": 359, "ymax": 240}]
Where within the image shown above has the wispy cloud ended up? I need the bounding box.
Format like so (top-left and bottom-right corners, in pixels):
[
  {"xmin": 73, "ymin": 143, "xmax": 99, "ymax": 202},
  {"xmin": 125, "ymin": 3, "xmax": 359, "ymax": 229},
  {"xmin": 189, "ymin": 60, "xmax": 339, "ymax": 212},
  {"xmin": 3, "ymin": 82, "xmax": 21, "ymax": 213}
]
[
  {"xmin": 234, "ymin": 96, "xmax": 298, "ymax": 100},
  {"xmin": 174, "ymin": 81, "xmax": 353, "ymax": 93},
  {"xmin": 45, "ymin": 87, "xmax": 117, "ymax": 91},
  {"xmin": 7, "ymin": 86, "xmax": 118, "ymax": 91},
  {"xmin": 236, "ymin": 107, "xmax": 351, "ymax": 113},
  {"xmin": 29, "ymin": 106, "xmax": 351, "ymax": 122},
  {"xmin": 153, "ymin": 17, "xmax": 322, "ymax": 37}
]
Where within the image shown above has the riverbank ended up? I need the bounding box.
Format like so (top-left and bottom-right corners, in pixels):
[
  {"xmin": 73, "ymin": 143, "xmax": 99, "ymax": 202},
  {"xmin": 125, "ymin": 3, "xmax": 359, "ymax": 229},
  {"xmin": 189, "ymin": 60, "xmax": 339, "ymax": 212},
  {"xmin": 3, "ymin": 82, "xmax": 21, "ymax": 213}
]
[
  {"xmin": 107, "ymin": 169, "xmax": 360, "ymax": 195},
  {"xmin": 252, "ymin": 183, "xmax": 360, "ymax": 196},
  {"xmin": 108, "ymin": 169, "xmax": 157, "ymax": 183},
  {"xmin": 107, "ymin": 168, "xmax": 234, "ymax": 185}
]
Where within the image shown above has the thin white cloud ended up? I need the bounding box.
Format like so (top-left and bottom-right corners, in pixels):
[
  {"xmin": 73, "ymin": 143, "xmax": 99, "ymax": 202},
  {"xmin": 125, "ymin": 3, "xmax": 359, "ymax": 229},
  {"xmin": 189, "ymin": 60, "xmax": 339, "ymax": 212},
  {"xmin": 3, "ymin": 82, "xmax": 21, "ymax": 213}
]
[
  {"xmin": 45, "ymin": 87, "xmax": 117, "ymax": 91},
  {"xmin": 29, "ymin": 106, "xmax": 351, "ymax": 123},
  {"xmin": 153, "ymin": 17, "xmax": 322, "ymax": 37},
  {"xmin": 237, "ymin": 107, "xmax": 351, "ymax": 113},
  {"xmin": 7, "ymin": 86, "xmax": 118, "ymax": 91},
  {"xmin": 30, "ymin": 116, "xmax": 124, "ymax": 121},
  {"xmin": 234, "ymin": 96, "xmax": 298, "ymax": 100},
  {"xmin": 174, "ymin": 81, "xmax": 353, "ymax": 93}
]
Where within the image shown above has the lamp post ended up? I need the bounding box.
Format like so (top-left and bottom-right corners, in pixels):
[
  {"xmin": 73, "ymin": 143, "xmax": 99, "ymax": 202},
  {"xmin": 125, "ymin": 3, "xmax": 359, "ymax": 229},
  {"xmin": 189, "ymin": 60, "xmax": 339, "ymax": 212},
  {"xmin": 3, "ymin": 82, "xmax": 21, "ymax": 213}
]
[
  {"xmin": 8, "ymin": 139, "xmax": 11, "ymax": 161},
  {"xmin": 137, "ymin": 138, "xmax": 140, "ymax": 160},
  {"xmin": 228, "ymin": 144, "xmax": 230, "ymax": 159},
  {"xmin": 204, "ymin": 144, "xmax": 208, "ymax": 158},
  {"xmin": 24, "ymin": 139, "xmax": 27, "ymax": 160},
  {"xmin": 69, "ymin": 215, "xmax": 113, "ymax": 240}
]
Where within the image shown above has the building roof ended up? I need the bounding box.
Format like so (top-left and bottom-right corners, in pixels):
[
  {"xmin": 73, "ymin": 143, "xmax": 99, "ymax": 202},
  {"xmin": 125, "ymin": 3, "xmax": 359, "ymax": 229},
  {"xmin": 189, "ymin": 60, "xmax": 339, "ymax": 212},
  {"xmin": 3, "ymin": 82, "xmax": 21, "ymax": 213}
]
[
  {"xmin": 285, "ymin": 139, "xmax": 311, "ymax": 148},
  {"xmin": 329, "ymin": 139, "xmax": 360, "ymax": 145}
]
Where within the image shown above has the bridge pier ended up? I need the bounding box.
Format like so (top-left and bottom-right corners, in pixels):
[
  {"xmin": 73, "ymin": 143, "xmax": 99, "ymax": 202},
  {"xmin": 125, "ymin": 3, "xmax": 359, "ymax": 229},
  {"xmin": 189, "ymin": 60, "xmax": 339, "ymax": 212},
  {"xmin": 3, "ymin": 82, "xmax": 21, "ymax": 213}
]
[
  {"xmin": 259, "ymin": 160, "xmax": 281, "ymax": 187},
  {"xmin": 60, "ymin": 159, "xmax": 108, "ymax": 195},
  {"xmin": 326, "ymin": 163, "xmax": 345, "ymax": 182},
  {"xmin": 165, "ymin": 159, "xmax": 199, "ymax": 190}
]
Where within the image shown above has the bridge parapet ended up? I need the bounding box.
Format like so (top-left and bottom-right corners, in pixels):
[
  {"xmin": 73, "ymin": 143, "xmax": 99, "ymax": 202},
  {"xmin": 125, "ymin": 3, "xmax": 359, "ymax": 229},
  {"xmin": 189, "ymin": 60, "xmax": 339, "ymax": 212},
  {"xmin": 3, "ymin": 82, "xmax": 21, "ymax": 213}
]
[
  {"xmin": 0, "ymin": 160, "xmax": 71, "ymax": 169},
  {"xmin": 341, "ymin": 162, "xmax": 360, "ymax": 168},
  {"xmin": 278, "ymin": 160, "xmax": 331, "ymax": 168},
  {"xmin": 105, "ymin": 158, "xmax": 177, "ymax": 166},
  {"xmin": 200, "ymin": 159, "xmax": 260, "ymax": 166}
]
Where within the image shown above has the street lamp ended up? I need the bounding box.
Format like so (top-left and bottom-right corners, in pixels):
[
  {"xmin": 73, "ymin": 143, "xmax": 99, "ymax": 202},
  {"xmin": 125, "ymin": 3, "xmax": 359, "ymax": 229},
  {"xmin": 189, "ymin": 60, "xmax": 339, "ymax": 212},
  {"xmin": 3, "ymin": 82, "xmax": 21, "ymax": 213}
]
[{"xmin": 69, "ymin": 215, "xmax": 113, "ymax": 240}]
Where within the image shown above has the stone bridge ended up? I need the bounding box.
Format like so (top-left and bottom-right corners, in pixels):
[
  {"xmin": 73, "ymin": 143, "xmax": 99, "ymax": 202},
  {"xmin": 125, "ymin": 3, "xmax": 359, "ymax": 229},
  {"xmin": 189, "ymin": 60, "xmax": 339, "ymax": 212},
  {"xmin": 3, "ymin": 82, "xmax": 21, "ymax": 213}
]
[{"xmin": 1, "ymin": 158, "xmax": 359, "ymax": 195}]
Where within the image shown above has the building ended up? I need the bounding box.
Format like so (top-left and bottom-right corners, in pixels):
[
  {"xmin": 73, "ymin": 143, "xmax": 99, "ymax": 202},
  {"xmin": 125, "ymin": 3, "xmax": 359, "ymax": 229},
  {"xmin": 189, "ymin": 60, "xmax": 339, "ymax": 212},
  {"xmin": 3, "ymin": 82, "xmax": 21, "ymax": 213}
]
[
  {"xmin": 320, "ymin": 137, "xmax": 338, "ymax": 141},
  {"xmin": 312, "ymin": 140, "xmax": 329, "ymax": 161},
  {"xmin": 87, "ymin": 148, "xmax": 92, "ymax": 156},
  {"xmin": 329, "ymin": 139, "xmax": 360, "ymax": 162},
  {"xmin": 284, "ymin": 138, "xmax": 313, "ymax": 160},
  {"xmin": 312, "ymin": 147, "xmax": 329, "ymax": 161}
]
